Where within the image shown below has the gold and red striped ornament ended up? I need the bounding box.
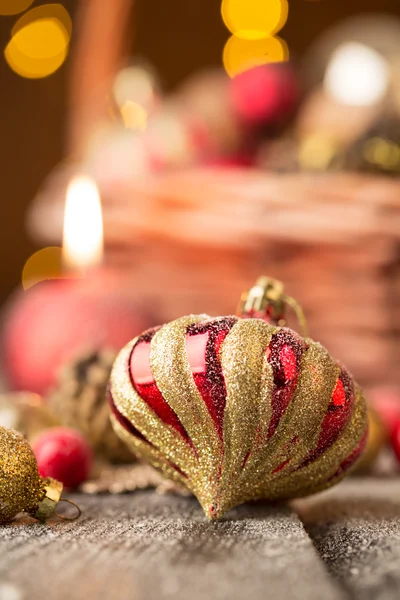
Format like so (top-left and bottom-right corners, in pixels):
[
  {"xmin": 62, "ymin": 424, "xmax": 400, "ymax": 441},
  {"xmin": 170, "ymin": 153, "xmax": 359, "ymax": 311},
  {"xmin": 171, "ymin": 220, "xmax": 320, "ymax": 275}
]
[{"xmin": 109, "ymin": 277, "xmax": 368, "ymax": 520}]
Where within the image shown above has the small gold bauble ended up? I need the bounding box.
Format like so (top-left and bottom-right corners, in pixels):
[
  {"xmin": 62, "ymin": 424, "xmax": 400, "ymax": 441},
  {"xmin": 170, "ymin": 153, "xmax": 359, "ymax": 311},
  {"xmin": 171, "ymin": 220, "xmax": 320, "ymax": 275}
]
[
  {"xmin": 0, "ymin": 427, "xmax": 45, "ymax": 523},
  {"xmin": 353, "ymin": 407, "xmax": 387, "ymax": 474}
]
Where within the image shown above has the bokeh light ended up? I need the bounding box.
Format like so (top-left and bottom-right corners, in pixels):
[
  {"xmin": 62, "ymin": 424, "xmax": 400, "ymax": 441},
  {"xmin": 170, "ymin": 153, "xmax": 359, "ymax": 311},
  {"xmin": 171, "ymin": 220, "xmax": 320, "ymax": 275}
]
[
  {"xmin": 0, "ymin": 0, "xmax": 34, "ymax": 16},
  {"xmin": 324, "ymin": 42, "xmax": 389, "ymax": 107},
  {"xmin": 120, "ymin": 100, "xmax": 148, "ymax": 130},
  {"xmin": 223, "ymin": 35, "xmax": 289, "ymax": 78},
  {"xmin": 299, "ymin": 134, "xmax": 339, "ymax": 171},
  {"xmin": 363, "ymin": 138, "xmax": 400, "ymax": 171},
  {"xmin": 12, "ymin": 4, "xmax": 72, "ymax": 37},
  {"xmin": 113, "ymin": 65, "xmax": 157, "ymax": 112},
  {"xmin": 22, "ymin": 247, "xmax": 65, "ymax": 290},
  {"xmin": 221, "ymin": 0, "xmax": 288, "ymax": 40},
  {"xmin": 5, "ymin": 4, "xmax": 72, "ymax": 79}
]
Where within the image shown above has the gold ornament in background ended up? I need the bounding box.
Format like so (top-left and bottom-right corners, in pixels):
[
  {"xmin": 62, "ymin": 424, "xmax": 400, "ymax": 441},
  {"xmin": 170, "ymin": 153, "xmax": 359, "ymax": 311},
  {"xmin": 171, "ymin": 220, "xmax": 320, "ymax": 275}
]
[
  {"xmin": 48, "ymin": 349, "xmax": 136, "ymax": 464},
  {"xmin": 353, "ymin": 406, "xmax": 387, "ymax": 474},
  {"xmin": 0, "ymin": 392, "xmax": 58, "ymax": 441},
  {"xmin": 109, "ymin": 277, "xmax": 368, "ymax": 520}
]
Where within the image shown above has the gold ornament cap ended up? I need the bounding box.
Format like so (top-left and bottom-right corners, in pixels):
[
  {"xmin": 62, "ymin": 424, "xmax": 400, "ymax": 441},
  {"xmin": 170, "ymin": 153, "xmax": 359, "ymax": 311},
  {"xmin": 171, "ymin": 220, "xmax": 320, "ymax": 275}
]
[
  {"xmin": 34, "ymin": 478, "xmax": 63, "ymax": 521},
  {"xmin": 238, "ymin": 276, "xmax": 308, "ymax": 335}
]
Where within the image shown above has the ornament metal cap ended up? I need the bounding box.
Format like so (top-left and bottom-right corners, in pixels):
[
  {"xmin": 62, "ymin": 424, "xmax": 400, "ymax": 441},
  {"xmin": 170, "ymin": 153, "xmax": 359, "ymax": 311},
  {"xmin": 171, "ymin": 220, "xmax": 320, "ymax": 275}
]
[
  {"xmin": 34, "ymin": 478, "xmax": 63, "ymax": 521},
  {"xmin": 34, "ymin": 478, "xmax": 82, "ymax": 522},
  {"xmin": 238, "ymin": 276, "xmax": 308, "ymax": 336}
]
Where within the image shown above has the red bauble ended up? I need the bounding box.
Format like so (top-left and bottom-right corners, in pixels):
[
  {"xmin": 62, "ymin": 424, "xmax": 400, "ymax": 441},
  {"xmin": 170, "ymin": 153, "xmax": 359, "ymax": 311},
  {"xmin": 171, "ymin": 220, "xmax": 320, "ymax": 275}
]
[
  {"xmin": 2, "ymin": 272, "xmax": 150, "ymax": 395},
  {"xmin": 32, "ymin": 427, "xmax": 92, "ymax": 489},
  {"xmin": 391, "ymin": 420, "xmax": 400, "ymax": 464},
  {"xmin": 229, "ymin": 64, "xmax": 299, "ymax": 127},
  {"xmin": 204, "ymin": 155, "xmax": 255, "ymax": 169},
  {"xmin": 369, "ymin": 387, "xmax": 400, "ymax": 437}
]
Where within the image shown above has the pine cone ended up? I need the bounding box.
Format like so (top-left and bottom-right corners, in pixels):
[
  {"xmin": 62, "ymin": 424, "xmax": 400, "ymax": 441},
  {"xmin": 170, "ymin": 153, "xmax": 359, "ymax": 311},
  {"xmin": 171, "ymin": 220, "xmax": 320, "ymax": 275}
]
[{"xmin": 48, "ymin": 349, "xmax": 135, "ymax": 464}]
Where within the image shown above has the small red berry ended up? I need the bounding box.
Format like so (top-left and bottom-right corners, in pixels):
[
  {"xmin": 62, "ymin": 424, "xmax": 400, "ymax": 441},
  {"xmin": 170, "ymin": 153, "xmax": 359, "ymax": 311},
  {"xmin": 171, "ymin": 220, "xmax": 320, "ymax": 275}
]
[{"xmin": 32, "ymin": 427, "xmax": 92, "ymax": 489}]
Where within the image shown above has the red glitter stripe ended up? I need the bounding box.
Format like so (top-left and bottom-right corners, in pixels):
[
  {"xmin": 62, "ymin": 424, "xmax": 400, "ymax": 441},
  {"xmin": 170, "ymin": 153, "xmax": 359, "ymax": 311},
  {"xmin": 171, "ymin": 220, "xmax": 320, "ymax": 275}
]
[
  {"xmin": 267, "ymin": 329, "xmax": 305, "ymax": 439},
  {"xmin": 271, "ymin": 457, "xmax": 292, "ymax": 475},
  {"xmin": 108, "ymin": 387, "xmax": 150, "ymax": 444},
  {"xmin": 108, "ymin": 387, "xmax": 188, "ymax": 479},
  {"xmin": 298, "ymin": 367, "xmax": 356, "ymax": 469},
  {"xmin": 315, "ymin": 368, "xmax": 355, "ymax": 452},
  {"xmin": 129, "ymin": 331, "xmax": 192, "ymax": 444},
  {"xmin": 187, "ymin": 317, "xmax": 237, "ymax": 440},
  {"xmin": 328, "ymin": 429, "xmax": 368, "ymax": 481}
]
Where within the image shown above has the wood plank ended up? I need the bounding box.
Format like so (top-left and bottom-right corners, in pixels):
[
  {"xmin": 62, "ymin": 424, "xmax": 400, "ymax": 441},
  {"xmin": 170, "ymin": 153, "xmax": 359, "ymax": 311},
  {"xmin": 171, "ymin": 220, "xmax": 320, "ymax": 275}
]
[
  {"xmin": 0, "ymin": 492, "xmax": 344, "ymax": 600},
  {"xmin": 294, "ymin": 479, "xmax": 400, "ymax": 600}
]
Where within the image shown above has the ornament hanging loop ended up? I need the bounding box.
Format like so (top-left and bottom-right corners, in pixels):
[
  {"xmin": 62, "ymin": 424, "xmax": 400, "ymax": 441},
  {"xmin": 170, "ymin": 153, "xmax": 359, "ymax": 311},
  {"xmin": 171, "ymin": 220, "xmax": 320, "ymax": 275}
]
[
  {"xmin": 238, "ymin": 276, "xmax": 308, "ymax": 337},
  {"xmin": 283, "ymin": 294, "xmax": 308, "ymax": 338},
  {"xmin": 55, "ymin": 498, "xmax": 82, "ymax": 522}
]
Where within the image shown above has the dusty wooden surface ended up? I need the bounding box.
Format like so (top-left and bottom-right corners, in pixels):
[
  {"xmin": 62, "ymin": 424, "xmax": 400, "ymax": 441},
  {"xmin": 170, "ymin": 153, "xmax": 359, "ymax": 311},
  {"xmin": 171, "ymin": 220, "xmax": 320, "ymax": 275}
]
[{"xmin": 0, "ymin": 479, "xmax": 400, "ymax": 600}]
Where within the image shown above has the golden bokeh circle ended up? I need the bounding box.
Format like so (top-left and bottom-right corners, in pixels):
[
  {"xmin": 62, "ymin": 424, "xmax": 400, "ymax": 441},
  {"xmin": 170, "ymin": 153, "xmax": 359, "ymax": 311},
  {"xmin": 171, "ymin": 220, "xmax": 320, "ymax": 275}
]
[
  {"xmin": 11, "ymin": 4, "xmax": 72, "ymax": 38},
  {"xmin": 223, "ymin": 35, "xmax": 289, "ymax": 78},
  {"xmin": 5, "ymin": 4, "xmax": 72, "ymax": 79},
  {"xmin": 221, "ymin": 0, "xmax": 289, "ymax": 40},
  {"xmin": 0, "ymin": 0, "xmax": 34, "ymax": 16},
  {"xmin": 22, "ymin": 247, "xmax": 67, "ymax": 290}
]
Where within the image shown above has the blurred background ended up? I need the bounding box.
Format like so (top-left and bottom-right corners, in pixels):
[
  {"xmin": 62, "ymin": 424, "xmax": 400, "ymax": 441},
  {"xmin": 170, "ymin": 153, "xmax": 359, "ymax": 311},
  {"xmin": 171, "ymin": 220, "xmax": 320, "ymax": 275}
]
[
  {"xmin": 1, "ymin": 0, "xmax": 400, "ymax": 303},
  {"xmin": 1, "ymin": 0, "xmax": 400, "ymax": 396},
  {"xmin": 1, "ymin": 0, "xmax": 400, "ymax": 484}
]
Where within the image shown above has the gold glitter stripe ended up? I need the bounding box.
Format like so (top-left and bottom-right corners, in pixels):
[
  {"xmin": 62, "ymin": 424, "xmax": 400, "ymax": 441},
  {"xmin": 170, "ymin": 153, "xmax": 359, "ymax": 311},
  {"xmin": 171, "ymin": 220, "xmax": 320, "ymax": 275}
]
[
  {"xmin": 218, "ymin": 321, "xmax": 276, "ymax": 514},
  {"xmin": 110, "ymin": 339, "xmax": 197, "ymax": 478},
  {"xmin": 220, "ymin": 319, "xmax": 277, "ymax": 494},
  {"xmin": 110, "ymin": 415, "xmax": 189, "ymax": 488},
  {"xmin": 265, "ymin": 385, "xmax": 368, "ymax": 499},
  {"xmin": 150, "ymin": 315, "xmax": 223, "ymax": 506}
]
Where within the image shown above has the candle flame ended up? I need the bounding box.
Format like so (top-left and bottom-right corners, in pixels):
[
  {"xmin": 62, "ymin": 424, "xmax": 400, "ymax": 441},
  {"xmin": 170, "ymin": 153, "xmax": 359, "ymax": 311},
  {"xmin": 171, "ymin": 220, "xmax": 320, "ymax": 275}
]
[{"xmin": 63, "ymin": 176, "xmax": 104, "ymax": 272}]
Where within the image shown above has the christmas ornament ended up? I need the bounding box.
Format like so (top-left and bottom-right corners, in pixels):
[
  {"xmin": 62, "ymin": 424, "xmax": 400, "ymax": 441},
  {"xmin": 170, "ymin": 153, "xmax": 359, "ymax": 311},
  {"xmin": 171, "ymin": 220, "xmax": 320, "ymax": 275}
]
[
  {"xmin": 2, "ymin": 273, "xmax": 150, "ymax": 395},
  {"xmin": 391, "ymin": 419, "xmax": 400, "ymax": 466},
  {"xmin": 109, "ymin": 276, "xmax": 368, "ymax": 520},
  {"xmin": 369, "ymin": 387, "xmax": 400, "ymax": 437},
  {"xmin": 0, "ymin": 392, "xmax": 58, "ymax": 439},
  {"xmin": 0, "ymin": 426, "xmax": 80, "ymax": 523},
  {"xmin": 229, "ymin": 64, "xmax": 299, "ymax": 129},
  {"xmin": 48, "ymin": 349, "xmax": 135, "ymax": 463},
  {"xmin": 353, "ymin": 406, "xmax": 386, "ymax": 474},
  {"xmin": 32, "ymin": 427, "xmax": 93, "ymax": 489}
]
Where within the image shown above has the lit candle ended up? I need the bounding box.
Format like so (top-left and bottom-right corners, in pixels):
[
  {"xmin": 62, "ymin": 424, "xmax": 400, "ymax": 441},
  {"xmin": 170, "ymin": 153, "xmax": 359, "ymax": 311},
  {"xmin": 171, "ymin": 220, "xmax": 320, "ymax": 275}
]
[
  {"xmin": 63, "ymin": 175, "xmax": 104, "ymax": 273},
  {"xmin": 2, "ymin": 176, "xmax": 151, "ymax": 396}
]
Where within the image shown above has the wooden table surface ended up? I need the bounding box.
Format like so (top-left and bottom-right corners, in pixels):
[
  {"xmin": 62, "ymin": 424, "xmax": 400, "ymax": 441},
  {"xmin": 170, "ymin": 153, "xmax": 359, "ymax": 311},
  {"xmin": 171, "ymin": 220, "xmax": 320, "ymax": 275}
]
[{"xmin": 1, "ymin": 478, "xmax": 400, "ymax": 600}]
